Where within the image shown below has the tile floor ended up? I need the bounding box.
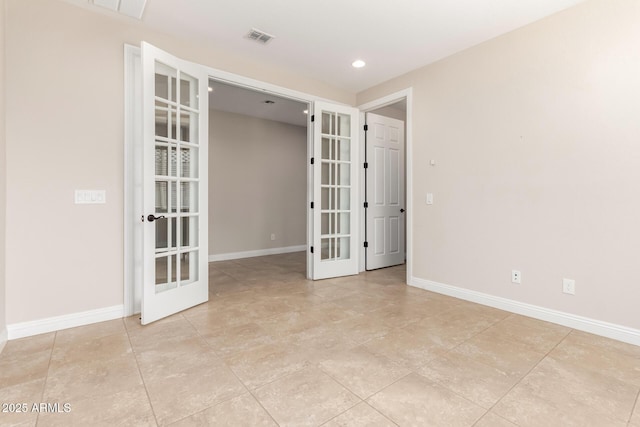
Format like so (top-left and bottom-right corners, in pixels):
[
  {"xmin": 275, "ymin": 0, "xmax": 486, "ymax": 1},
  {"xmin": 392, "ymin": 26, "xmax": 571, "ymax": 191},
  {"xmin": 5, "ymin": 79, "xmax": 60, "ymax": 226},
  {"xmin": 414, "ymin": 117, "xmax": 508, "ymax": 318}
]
[{"xmin": 1, "ymin": 252, "xmax": 639, "ymax": 426}]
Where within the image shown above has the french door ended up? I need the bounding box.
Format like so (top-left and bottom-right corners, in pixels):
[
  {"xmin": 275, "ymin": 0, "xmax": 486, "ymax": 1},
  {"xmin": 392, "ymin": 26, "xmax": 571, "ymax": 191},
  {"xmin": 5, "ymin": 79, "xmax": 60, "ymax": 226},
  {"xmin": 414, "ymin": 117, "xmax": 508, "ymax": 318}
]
[
  {"xmin": 141, "ymin": 42, "xmax": 209, "ymax": 324},
  {"xmin": 312, "ymin": 102, "xmax": 359, "ymax": 280}
]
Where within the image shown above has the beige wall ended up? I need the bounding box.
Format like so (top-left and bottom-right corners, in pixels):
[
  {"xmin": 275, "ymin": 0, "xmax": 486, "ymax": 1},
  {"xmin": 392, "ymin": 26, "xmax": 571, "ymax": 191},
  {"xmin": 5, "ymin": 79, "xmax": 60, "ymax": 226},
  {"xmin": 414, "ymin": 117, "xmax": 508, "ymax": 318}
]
[
  {"xmin": 0, "ymin": 0, "xmax": 7, "ymax": 343},
  {"xmin": 4, "ymin": 0, "xmax": 352, "ymax": 324},
  {"xmin": 209, "ymin": 110, "xmax": 307, "ymax": 255},
  {"xmin": 358, "ymin": 0, "xmax": 640, "ymax": 329}
]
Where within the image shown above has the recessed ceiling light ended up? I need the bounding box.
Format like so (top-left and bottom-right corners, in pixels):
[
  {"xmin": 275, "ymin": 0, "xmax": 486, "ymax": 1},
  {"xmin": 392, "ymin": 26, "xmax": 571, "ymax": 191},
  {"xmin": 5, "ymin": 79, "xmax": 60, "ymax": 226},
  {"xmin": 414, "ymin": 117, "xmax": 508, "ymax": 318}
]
[
  {"xmin": 352, "ymin": 60, "xmax": 366, "ymax": 68},
  {"xmin": 208, "ymin": 87, "xmax": 213, "ymax": 92},
  {"xmin": 303, "ymin": 110, "xmax": 309, "ymax": 115}
]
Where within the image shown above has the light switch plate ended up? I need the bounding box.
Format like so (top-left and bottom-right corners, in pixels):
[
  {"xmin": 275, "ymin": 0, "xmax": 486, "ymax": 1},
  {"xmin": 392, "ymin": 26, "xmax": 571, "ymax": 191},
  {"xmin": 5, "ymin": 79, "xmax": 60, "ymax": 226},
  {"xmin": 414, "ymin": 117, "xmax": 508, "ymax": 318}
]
[
  {"xmin": 426, "ymin": 193, "xmax": 433, "ymax": 205},
  {"xmin": 75, "ymin": 190, "xmax": 106, "ymax": 204}
]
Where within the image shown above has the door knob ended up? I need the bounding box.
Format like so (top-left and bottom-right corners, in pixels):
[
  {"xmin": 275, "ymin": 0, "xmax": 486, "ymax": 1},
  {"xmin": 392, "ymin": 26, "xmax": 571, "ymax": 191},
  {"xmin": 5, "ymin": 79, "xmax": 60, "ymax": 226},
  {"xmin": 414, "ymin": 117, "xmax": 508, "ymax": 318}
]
[
  {"xmin": 147, "ymin": 214, "xmax": 166, "ymax": 222},
  {"xmin": 400, "ymin": 209, "xmax": 405, "ymax": 213}
]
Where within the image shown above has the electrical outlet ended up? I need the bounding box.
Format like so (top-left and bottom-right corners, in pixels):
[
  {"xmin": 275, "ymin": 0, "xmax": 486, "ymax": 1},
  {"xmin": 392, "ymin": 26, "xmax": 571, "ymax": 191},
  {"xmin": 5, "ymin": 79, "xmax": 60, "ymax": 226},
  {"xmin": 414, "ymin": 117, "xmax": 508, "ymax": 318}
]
[
  {"xmin": 512, "ymin": 270, "xmax": 521, "ymax": 284},
  {"xmin": 270, "ymin": 233, "xmax": 276, "ymax": 241},
  {"xmin": 563, "ymin": 278, "xmax": 575, "ymax": 295}
]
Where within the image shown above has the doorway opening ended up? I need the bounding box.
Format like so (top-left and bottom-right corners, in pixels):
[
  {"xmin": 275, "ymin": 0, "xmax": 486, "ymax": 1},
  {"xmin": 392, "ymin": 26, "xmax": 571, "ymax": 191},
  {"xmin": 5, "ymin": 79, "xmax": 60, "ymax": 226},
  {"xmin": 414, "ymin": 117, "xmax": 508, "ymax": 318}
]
[
  {"xmin": 365, "ymin": 102, "xmax": 407, "ymax": 271},
  {"xmin": 358, "ymin": 89, "xmax": 413, "ymax": 284},
  {"xmin": 206, "ymin": 79, "xmax": 310, "ymax": 285}
]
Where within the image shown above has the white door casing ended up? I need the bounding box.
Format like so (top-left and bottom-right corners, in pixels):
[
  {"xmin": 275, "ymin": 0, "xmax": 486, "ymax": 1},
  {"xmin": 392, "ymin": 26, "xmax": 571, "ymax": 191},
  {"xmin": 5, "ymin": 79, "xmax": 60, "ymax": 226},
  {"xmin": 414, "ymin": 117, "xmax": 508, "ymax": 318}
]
[
  {"xmin": 365, "ymin": 112, "xmax": 405, "ymax": 270},
  {"xmin": 312, "ymin": 102, "xmax": 359, "ymax": 280},
  {"xmin": 141, "ymin": 42, "xmax": 209, "ymax": 324}
]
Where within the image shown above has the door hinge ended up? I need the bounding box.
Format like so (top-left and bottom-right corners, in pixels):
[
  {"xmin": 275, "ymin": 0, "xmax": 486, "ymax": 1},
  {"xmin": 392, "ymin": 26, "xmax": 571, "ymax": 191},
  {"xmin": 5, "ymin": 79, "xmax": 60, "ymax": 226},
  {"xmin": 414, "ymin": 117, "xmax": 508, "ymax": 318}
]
[
  {"xmin": 310, "ymin": 157, "xmax": 315, "ymax": 165},
  {"xmin": 311, "ymin": 202, "xmax": 314, "ymax": 209},
  {"xmin": 310, "ymin": 246, "xmax": 314, "ymax": 253},
  {"xmin": 311, "ymin": 115, "xmax": 315, "ymax": 122},
  {"xmin": 364, "ymin": 124, "xmax": 369, "ymax": 131},
  {"xmin": 364, "ymin": 162, "xmax": 369, "ymax": 169},
  {"xmin": 364, "ymin": 202, "xmax": 368, "ymax": 208},
  {"xmin": 364, "ymin": 241, "xmax": 369, "ymax": 248}
]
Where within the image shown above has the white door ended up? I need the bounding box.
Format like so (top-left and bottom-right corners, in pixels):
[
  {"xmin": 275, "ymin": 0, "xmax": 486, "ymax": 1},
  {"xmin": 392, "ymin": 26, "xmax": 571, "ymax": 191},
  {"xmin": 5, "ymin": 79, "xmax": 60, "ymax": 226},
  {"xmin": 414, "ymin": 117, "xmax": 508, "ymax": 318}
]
[
  {"xmin": 366, "ymin": 112, "xmax": 405, "ymax": 270},
  {"xmin": 312, "ymin": 102, "xmax": 359, "ymax": 280},
  {"xmin": 141, "ymin": 42, "xmax": 209, "ymax": 324}
]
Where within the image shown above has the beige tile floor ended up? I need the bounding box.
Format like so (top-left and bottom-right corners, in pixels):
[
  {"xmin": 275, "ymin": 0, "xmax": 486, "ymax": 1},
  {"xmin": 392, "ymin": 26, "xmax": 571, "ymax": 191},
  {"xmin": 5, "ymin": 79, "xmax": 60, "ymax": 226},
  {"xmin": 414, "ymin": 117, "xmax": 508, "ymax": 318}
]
[{"xmin": 1, "ymin": 251, "xmax": 639, "ymax": 426}]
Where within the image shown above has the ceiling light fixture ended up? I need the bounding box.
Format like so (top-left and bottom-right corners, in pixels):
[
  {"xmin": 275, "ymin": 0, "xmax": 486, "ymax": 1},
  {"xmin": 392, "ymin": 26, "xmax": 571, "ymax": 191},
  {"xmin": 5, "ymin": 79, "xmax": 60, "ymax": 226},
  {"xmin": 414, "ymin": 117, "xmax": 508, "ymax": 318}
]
[
  {"xmin": 208, "ymin": 87, "xmax": 213, "ymax": 92},
  {"xmin": 303, "ymin": 110, "xmax": 308, "ymax": 115},
  {"xmin": 352, "ymin": 59, "xmax": 366, "ymax": 68}
]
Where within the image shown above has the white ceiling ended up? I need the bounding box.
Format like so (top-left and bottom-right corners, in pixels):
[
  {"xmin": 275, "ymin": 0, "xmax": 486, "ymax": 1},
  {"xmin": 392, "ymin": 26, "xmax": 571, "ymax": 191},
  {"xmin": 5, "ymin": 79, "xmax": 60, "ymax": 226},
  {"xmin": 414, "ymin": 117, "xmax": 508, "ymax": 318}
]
[
  {"xmin": 209, "ymin": 80, "xmax": 309, "ymax": 127},
  {"xmin": 134, "ymin": 0, "xmax": 586, "ymax": 92}
]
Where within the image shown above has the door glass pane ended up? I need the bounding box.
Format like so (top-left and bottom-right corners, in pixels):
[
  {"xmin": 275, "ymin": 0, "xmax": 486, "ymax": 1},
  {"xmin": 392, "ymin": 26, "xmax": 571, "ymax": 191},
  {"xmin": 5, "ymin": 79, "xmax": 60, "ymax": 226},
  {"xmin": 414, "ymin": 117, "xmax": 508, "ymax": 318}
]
[
  {"xmin": 180, "ymin": 216, "xmax": 198, "ymax": 248},
  {"xmin": 321, "ymin": 188, "xmax": 331, "ymax": 210},
  {"xmin": 337, "ymin": 114, "xmax": 351, "ymax": 137},
  {"xmin": 336, "ymin": 237, "xmax": 350, "ymax": 259},
  {"xmin": 337, "ymin": 213, "xmax": 350, "ymax": 234},
  {"xmin": 180, "ymin": 182, "xmax": 198, "ymax": 212},
  {"xmin": 155, "ymin": 181, "xmax": 168, "ymax": 213},
  {"xmin": 170, "ymin": 254, "xmax": 177, "ymax": 285},
  {"xmin": 155, "ymin": 256, "xmax": 168, "ymax": 285},
  {"xmin": 155, "ymin": 62, "xmax": 177, "ymax": 101},
  {"xmin": 337, "ymin": 163, "xmax": 350, "ymax": 185},
  {"xmin": 321, "ymin": 137, "xmax": 331, "ymax": 160},
  {"xmin": 170, "ymin": 110, "xmax": 178, "ymax": 140},
  {"xmin": 337, "ymin": 188, "xmax": 350, "ymax": 210},
  {"xmin": 180, "ymin": 251, "xmax": 198, "ymax": 285},
  {"xmin": 179, "ymin": 72, "xmax": 198, "ymax": 108},
  {"xmin": 155, "ymin": 217, "xmax": 169, "ymax": 251},
  {"xmin": 155, "ymin": 101, "xmax": 169, "ymax": 138},
  {"xmin": 321, "ymin": 163, "xmax": 331, "ymax": 185},
  {"xmin": 179, "ymin": 112, "xmax": 198, "ymax": 143},
  {"xmin": 170, "ymin": 181, "xmax": 177, "ymax": 213},
  {"xmin": 321, "ymin": 238, "xmax": 332, "ymax": 260},
  {"xmin": 322, "ymin": 112, "xmax": 332, "ymax": 135},
  {"xmin": 180, "ymin": 147, "xmax": 198, "ymax": 178},
  {"xmin": 338, "ymin": 139, "xmax": 350, "ymax": 161}
]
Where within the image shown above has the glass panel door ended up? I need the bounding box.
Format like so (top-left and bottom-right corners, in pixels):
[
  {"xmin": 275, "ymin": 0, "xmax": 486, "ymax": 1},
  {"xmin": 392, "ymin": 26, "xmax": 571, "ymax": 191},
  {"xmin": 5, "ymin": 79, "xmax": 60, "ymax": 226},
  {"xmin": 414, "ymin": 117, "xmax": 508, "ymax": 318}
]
[
  {"xmin": 142, "ymin": 42, "xmax": 208, "ymax": 324},
  {"xmin": 312, "ymin": 101, "xmax": 359, "ymax": 280}
]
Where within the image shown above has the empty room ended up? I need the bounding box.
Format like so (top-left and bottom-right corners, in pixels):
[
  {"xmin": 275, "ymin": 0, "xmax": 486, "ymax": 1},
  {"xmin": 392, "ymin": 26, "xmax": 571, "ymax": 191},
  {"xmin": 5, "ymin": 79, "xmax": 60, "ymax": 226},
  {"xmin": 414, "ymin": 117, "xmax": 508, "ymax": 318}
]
[{"xmin": 0, "ymin": 0, "xmax": 639, "ymax": 426}]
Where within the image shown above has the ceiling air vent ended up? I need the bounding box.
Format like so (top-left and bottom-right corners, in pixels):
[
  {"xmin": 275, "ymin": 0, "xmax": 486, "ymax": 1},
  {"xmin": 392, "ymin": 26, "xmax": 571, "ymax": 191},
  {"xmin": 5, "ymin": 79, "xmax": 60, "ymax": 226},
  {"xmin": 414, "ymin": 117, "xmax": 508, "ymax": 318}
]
[{"xmin": 246, "ymin": 28, "xmax": 275, "ymax": 45}]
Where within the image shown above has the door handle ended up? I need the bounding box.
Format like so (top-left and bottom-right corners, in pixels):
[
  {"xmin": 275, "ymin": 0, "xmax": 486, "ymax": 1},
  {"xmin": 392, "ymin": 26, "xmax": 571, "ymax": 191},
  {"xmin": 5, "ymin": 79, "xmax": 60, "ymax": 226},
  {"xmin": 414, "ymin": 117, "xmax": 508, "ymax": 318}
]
[
  {"xmin": 147, "ymin": 214, "xmax": 166, "ymax": 222},
  {"xmin": 400, "ymin": 209, "xmax": 405, "ymax": 213}
]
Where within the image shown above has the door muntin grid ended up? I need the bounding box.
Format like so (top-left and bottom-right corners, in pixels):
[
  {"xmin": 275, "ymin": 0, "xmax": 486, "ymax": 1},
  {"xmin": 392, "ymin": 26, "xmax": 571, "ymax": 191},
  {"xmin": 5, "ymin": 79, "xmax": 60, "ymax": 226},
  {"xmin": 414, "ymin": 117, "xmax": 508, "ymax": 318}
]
[
  {"xmin": 320, "ymin": 112, "xmax": 352, "ymax": 261},
  {"xmin": 153, "ymin": 61, "xmax": 200, "ymax": 293}
]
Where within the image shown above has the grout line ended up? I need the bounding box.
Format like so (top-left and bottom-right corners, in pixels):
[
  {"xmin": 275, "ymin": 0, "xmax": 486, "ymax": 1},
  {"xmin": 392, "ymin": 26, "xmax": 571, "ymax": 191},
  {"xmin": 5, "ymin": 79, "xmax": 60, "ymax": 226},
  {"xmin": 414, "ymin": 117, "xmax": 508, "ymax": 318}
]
[
  {"xmin": 483, "ymin": 325, "xmax": 575, "ymax": 418},
  {"xmin": 36, "ymin": 331, "xmax": 57, "ymax": 426},
  {"xmin": 184, "ymin": 312, "xmax": 281, "ymax": 426},
  {"xmin": 629, "ymin": 388, "xmax": 640, "ymax": 424},
  {"xmin": 124, "ymin": 318, "xmax": 161, "ymax": 427}
]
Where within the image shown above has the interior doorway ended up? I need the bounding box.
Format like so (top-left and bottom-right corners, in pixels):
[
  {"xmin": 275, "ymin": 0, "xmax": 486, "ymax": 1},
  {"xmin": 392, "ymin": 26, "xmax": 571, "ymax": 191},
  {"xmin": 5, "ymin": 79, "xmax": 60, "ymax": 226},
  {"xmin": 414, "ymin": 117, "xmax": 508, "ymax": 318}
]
[
  {"xmin": 364, "ymin": 105, "xmax": 406, "ymax": 270},
  {"xmin": 358, "ymin": 89, "xmax": 413, "ymax": 284},
  {"xmin": 206, "ymin": 79, "xmax": 309, "ymax": 270}
]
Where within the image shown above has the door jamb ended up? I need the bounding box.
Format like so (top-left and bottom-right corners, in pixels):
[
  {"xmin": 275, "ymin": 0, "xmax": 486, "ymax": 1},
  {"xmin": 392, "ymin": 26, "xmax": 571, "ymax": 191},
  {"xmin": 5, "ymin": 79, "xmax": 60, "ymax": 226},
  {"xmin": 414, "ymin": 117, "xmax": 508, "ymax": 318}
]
[{"xmin": 357, "ymin": 88, "xmax": 413, "ymax": 285}]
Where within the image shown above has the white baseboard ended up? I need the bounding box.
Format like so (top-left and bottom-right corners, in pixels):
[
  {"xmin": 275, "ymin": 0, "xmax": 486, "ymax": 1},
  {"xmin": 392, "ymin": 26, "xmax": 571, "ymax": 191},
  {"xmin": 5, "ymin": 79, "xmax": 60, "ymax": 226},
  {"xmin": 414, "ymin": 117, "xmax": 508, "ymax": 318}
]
[
  {"xmin": 410, "ymin": 277, "xmax": 640, "ymax": 347},
  {"xmin": 7, "ymin": 305, "xmax": 124, "ymax": 340},
  {"xmin": 209, "ymin": 245, "xmax": 306, "ymax": 262},
  {"xmin": 0, "ymin": 327, "xmax": 7, "ymax": 354}
]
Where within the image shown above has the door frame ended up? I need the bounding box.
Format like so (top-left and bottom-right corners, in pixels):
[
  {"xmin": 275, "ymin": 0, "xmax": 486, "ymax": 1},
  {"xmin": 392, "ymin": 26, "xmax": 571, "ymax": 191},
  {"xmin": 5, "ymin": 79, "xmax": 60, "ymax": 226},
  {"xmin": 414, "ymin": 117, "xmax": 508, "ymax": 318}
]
[
  {"xmin": 357, "ymin": 88, "xmax": 413, "ymax": 285},
  {"xmin": 124, "ymin": 45, "xmax": 354, "ymax": 316}
]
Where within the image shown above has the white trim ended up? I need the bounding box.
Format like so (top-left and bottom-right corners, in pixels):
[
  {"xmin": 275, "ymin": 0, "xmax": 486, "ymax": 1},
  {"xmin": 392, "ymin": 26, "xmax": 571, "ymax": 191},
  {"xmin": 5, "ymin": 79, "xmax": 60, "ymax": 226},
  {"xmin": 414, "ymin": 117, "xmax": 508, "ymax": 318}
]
[
  {"xmin": 410, "ymin": 277, "xmax": 640, "ymax": 347},
  {"xmin": 357, "ymin": 88, "xmax": 413, "ymax": 284},
  {"xmin": 208, "ymin": 245, "xmax": 307, "ymax": 262},
  {"xmin": 0, "ymin": 328, "xmax": 7, "ymax": 354},
  {"xmin": 7, "ymin": 305, "xmax": 124, "ymax": 340},
  {"xmin": 123, "ymin": 44, "xmax": 143, "ymax": 317}
]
